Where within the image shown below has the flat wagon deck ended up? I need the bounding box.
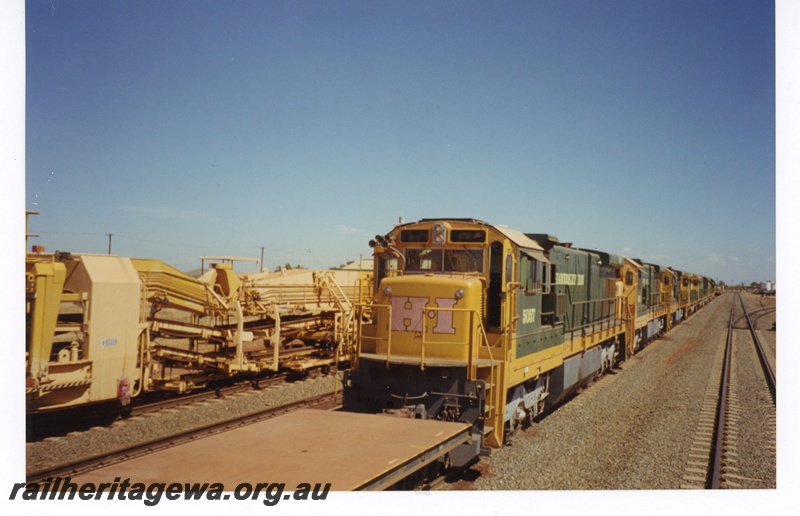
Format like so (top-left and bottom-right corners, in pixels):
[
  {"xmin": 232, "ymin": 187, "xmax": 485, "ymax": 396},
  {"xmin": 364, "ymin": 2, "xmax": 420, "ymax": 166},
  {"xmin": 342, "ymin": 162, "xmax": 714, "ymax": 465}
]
[{"xmin": 71, "ymin": 409, "xmax": 471, "ymax": 491}]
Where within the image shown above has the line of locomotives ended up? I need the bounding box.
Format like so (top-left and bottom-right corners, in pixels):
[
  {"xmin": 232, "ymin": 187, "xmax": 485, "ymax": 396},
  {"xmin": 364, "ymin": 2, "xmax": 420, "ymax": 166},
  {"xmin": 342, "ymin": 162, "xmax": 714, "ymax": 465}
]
[
  {"xmin": 26, "ymin": 242, "xmax": 372, "ymax": 415},
  {"xmin": 342, "ymin": 218, "xmax": 716, "ymax": 468}
]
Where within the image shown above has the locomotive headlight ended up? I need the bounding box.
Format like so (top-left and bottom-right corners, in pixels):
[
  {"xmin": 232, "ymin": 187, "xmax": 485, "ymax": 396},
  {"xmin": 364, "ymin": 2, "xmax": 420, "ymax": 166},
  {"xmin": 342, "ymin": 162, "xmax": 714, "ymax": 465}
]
[
  {"xmin": 383, "ymin": 286, "xmax": 393, "ymax": 297},
  {"xmin": 454, "ymin": 288, "xmax": 465, "ymax": 300},
  {"xmin": 432, "ymin": 222, "xmax": 446, "ymax": 245}
]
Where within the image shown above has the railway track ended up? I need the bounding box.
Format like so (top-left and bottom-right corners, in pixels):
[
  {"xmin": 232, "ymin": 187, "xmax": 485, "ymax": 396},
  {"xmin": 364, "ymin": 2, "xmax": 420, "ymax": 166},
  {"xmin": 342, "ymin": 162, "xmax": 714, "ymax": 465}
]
[
  {"xmin": 694, "ymin": 292, "xmax": 776, "ymax": 489},
  {"xmin": 27, "ymin": 391, "xmax": 340, "ymax": 484},
  {"xmin": 129, "ymin": 373, "xmax": 294, "ymax": 418},
  {"xmin": 27, "ymin": 369, "xmax": 333, "ymax": 442}
]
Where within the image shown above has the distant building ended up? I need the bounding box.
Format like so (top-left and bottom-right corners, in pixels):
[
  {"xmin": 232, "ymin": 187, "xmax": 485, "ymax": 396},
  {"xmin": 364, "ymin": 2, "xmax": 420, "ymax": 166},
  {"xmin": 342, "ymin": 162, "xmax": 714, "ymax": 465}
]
[{"xmin": 335, "ymin": 259, "xmax": 373, "ymax": 271}]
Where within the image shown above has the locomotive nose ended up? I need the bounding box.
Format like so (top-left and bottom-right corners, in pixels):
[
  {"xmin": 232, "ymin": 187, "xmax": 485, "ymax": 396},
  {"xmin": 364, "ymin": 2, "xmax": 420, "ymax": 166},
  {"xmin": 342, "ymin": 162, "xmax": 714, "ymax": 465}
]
[{"xmin": 374, "ymin": 275, "xmax": 483, "ymax": 363}]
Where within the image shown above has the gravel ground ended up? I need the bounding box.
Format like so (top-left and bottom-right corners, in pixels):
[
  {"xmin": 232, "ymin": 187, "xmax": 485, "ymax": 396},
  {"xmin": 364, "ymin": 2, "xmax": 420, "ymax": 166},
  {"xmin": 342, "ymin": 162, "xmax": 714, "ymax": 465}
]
[
  {"xmin": 446, "ymin": 295, "xmax": 738, "ymax": 490},
  {"xmin": 26, "ymin": 373, "xmax": 341, "ymax": 475}
]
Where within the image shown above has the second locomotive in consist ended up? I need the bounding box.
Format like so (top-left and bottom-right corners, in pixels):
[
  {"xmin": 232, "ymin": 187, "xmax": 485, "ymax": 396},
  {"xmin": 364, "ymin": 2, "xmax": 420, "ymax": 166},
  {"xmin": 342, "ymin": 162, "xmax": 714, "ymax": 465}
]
[{"xmin": 343, "ymin": 218, "xmax": 714, "ymax": 467}]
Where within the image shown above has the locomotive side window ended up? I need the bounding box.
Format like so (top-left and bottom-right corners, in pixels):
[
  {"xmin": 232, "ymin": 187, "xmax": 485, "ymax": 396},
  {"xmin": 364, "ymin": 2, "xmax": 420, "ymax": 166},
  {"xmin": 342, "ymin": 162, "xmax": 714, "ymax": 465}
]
[
  {"xmin": 625, "ymin": 271, "xmax": 634, "ymax": 285},
  {"xmin": 540, "ymin": 263, "xmax": 557, "ymax": 325},
  {"xmin": 640, "ymin": 270, "xmax": 649, "ymax": 305},
  {"xmin": 542, "ymin": 263, "xmax": 554, "ymax": 293},
  {"xmin": 521, "ymin": 254, "xmax": 542, "ymax": 292}
]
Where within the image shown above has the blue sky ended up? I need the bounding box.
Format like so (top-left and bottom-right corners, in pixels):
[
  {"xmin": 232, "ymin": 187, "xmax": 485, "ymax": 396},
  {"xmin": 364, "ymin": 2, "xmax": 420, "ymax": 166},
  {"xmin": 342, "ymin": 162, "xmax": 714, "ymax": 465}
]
[
  {"xmin": 22, "ymin": 0, "xmax": 776, "ymax": 284},
  {"xmin": 2, "ymin": 2, "xmax": 799, "ymax": 508}
]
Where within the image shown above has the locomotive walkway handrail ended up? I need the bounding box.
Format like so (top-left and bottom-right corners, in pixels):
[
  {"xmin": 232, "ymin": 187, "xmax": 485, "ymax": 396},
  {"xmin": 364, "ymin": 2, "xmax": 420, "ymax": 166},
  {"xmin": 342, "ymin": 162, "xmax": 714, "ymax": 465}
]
[
  {"xmin": 566, "ymin": 295, "xmax": 627, "ymax": 343},
  {"xmin": 354, "ymin": 302, "xmax": 493, "ymax": 378},
  {"xmin": 419, "ymin": 306, "xmax": 493, "ymax": 378}
]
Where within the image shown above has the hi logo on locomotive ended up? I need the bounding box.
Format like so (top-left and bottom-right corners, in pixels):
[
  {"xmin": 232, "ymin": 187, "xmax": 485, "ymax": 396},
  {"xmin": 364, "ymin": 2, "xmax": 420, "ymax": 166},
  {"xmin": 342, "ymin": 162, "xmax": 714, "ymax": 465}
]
[{"xmin": 389, "ymin": 296, "xmax": 457, "ymax": 334}]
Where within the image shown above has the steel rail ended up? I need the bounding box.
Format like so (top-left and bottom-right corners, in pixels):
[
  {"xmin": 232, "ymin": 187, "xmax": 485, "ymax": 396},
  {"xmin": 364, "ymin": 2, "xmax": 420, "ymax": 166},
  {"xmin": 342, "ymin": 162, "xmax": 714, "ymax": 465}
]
[
  {"xmin": 709, "ymin": 294, "xmax": 735, "ymax": 489},
  {"xmin": 128, "ymin": 373, "xmax": 292, "ymax": 417},
  {"xmin": 739, "ymin": 295, "xmax": 777, "ymax": 402}
]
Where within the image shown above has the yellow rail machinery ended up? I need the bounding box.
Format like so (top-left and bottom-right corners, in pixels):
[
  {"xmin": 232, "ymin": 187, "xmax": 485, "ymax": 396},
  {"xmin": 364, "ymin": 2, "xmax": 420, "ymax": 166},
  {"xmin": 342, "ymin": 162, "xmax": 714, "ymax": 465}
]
[
  {"xmin": 25, "ymin": 214, "xmax": 371, "ymax": 412},
  {"xmin": 26, "ymin": 252, "xmax": 146, "ymax": 411}
]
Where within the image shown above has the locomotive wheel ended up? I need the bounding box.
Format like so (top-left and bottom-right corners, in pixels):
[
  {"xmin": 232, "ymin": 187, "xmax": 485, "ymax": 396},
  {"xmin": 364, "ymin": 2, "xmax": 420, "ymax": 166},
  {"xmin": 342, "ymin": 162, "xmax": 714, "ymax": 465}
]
[
  {"xmin": 508, "ymin": 403, "xmax": 526, "ymax": 432},
  {"xmin": 601, "ymin": 355, "xmax": 611, "ymax": 375}
]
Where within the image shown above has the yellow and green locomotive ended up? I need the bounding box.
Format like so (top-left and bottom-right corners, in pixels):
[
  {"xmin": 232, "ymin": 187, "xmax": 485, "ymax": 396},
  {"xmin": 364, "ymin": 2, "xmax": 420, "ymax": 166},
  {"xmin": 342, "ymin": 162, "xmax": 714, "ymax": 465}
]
[{"xmin": 343, "ymin": 218, "xmax": 652, "ymax": 465}]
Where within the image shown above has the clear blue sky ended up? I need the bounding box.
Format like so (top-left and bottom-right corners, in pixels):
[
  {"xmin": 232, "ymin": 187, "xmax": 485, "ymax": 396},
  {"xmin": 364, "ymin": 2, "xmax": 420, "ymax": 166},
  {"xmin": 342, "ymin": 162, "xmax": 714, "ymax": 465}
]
[{"xmin": 22, "ymin": 0, "xmax": 776, "ymax": 285}]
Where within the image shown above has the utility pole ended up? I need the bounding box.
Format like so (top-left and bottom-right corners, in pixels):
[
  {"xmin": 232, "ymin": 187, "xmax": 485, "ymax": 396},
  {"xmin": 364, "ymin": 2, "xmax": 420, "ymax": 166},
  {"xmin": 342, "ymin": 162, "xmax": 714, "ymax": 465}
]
[
  {"xmin": 260, "ymin": 246, "xmax": 265, "ymax": 272},
  {"xmin": 107, "ymin": 233, "xmax": 113, "ymax": 255},
  {"xmin": 25, "ymin": 211, "xmax": 40, "ymax": 252}
]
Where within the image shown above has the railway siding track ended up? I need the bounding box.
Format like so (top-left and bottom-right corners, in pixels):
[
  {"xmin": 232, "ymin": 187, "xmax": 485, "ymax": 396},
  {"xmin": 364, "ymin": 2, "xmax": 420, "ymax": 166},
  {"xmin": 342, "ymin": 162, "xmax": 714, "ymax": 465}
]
[{"xmin": 724, "ymin": 294, "xmax": 776, "ymax": 488}]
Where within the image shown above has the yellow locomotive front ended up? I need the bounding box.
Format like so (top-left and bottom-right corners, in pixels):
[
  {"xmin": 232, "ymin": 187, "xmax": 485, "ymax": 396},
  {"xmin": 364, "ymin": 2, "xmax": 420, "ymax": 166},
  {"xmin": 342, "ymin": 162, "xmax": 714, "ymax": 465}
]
[
  {"xmin": 356, "ymin": 220, "xmax": 493, "ymax": 366},
  {"xmin": 370, "ymin": 274, "xmax": 484, "ymax": 364},
  {"xmin": 345, "ymin": 220, "xmax": 500, "ymax": 465}
]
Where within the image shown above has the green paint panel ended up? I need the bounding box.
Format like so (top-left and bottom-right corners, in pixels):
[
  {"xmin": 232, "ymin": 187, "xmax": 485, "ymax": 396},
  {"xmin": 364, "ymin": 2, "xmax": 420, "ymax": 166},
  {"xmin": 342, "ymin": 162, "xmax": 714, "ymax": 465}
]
[{"xmin": 515, "ymin": 326, "xmax": 564, "ymax": 359}]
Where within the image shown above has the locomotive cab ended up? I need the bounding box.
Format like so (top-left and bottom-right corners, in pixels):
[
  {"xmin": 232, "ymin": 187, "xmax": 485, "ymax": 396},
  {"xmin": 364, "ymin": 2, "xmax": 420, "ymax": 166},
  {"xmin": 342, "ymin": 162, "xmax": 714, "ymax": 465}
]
[{"xmin": 345, "ymin": 220, "xmax": 511, "ymax": 464}]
